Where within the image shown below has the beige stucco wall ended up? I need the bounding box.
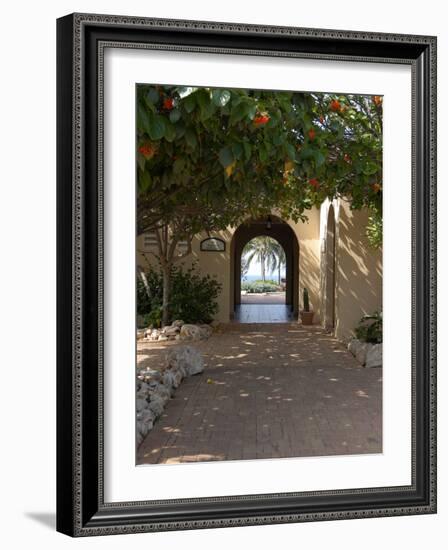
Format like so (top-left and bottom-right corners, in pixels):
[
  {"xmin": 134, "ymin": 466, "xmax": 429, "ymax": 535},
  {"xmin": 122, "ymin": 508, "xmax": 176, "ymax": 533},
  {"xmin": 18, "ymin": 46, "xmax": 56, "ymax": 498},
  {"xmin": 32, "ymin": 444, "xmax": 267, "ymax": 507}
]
[
  {"xmin": 137, "ymin": 209, "xmax": 322, "ymax": 324},
  {"xmin": 293, "ymin": 209, "xmax": 321, "ymax": 322},
  {"xmin": 137, "ymin": 201, "xmax": 381, "ymax": 335},
  {"xmin": 189, "ymin": 229, "xmax": 232, "ymax": 323},
  {"xmin": 137, "ymin": 229, "xmax": 232, "ymax": 323},
  {"xmin": 320, "ymin": 199, "xmax": 383, "ymax": 342}
]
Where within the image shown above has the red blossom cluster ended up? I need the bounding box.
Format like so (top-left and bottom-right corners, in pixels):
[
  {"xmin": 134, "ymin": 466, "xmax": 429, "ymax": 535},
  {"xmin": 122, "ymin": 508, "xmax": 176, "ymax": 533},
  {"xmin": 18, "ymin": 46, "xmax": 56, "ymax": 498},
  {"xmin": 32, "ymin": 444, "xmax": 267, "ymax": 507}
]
[
  {"xmin": 330, "ymin": 99, "xmax": 341, "ymax": 112},
  {"xmin": 163, "ymin": 97, "xmax": 174, "ymax": 110},
  {"xmin": 138, "ymin": 143, "xmax": 156, "ymax": 159},
  {"xmin": 253, "ymin": 114, "xmax": 270, "ymax": 126}
]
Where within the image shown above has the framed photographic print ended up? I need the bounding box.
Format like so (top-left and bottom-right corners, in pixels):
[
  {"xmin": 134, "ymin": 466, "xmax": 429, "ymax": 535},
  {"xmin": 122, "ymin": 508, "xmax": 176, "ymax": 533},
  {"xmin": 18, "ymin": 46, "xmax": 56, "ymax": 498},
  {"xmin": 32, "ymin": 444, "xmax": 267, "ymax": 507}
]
[{"xmin": 57, "ymin": 13, "xmax": 437, "ymax": 537}]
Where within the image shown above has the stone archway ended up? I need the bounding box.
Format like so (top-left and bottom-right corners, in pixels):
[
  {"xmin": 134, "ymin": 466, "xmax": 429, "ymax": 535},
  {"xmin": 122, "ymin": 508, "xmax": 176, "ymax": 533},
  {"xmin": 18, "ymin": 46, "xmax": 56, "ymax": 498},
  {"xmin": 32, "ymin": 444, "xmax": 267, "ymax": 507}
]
[
  {"xmin": 324, "ymin": 205, "xmax": 336, "ymax": 330},
  {"xmin": 230, "ymin": 216, "xmax": 299, "ymax": 318}
]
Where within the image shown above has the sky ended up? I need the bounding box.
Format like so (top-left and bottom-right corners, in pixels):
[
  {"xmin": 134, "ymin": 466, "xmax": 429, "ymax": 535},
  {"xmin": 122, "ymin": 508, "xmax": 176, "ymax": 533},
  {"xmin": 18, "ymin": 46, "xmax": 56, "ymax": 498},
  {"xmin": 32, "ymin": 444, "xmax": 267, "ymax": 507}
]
[{"xmin": 242, "ymin": 255, "xmax": 286, "ymax": 278}]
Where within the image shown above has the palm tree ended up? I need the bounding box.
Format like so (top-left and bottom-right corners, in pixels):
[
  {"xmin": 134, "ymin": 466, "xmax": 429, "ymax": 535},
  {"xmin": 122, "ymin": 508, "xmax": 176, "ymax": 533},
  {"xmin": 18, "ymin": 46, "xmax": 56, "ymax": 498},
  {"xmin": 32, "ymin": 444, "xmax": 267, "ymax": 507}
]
[
  {"xmin": 241, "ymin": 255, "xmax": 250, "ymax": 281},
  {"xmin": 267, "ymin": 241, "xmax": 286, "ymax": 284},
  {"xmin": 243, "ymin": 237, "xmax": 267, "ymax": 281},
  {"xmin": 243, "ymin": 237, "xmax": 284, "ymax": 282}
]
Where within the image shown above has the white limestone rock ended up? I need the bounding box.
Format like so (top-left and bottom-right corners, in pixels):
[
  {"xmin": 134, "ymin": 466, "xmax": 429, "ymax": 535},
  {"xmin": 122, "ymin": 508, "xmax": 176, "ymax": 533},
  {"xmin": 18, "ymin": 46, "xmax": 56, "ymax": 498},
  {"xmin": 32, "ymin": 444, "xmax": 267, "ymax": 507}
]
[
  {"xmin": 162, "ymin": 325, "xmax": 181, "ymax": 338},
  {"xmin": 348, "ymin": 339, "xmax": 368, "ymax": 365},
  {"xmin": 148, "ymin": 394, "xmax": 166, "ymax": 417},
  {"xmin": 163, "ymin": 368, "xmax": 184, "ymax": 389},
  {"xmin": 199, "ymin": 324, "xmax": 213, "ymax": 338},
  {"xmin": 179, "ymin": 324, "xmax": 203, "ymax": 341},
  {"xmin": 179, "ymin": 324, "xmax": 212, "ymax": 341},
  {"xmin": 137, "ymin": 408, "xmax": 155, "ymax": 424},
  {"xmin": 136, "ymin": 380, "xmax": 148, "ymax": 392},
  {"xmin": 144, "ymin": 328, "xmax": 160, "ymax": 341},
  {"xmin": 137, "ymin": 368, "xmax": 162, "ymax": 383},
  {"xmin": 136, "ymin": 398, "xmax": 147, "ymax": 412},
  {"xmin": 136, "ymin": 420, "xmax": 149, "ymax": 438},
  {"xmin": 365, "ymin": 343, "xmax": 382, "ymax": 368},
  {"xmin": 172, "ymin": 320, "xmax": 184, "ymax": 328},
  {"xmin": 348, "ymin": 339, "xmax": 382, "ymax": 368},
  {"xmin": 156, "ymin": 383, "xmax": 172, "ymax": 401},
  {"xmin": 166, "ymin": 346, "xmax": 204, "ymax": 376},
  {"xmin": 136, "ymin": 340, "xmax": 207, "ymax": 447},
  {"xmin": 136, "ymin": 389, "xmax": 149, "ymax": 401}
]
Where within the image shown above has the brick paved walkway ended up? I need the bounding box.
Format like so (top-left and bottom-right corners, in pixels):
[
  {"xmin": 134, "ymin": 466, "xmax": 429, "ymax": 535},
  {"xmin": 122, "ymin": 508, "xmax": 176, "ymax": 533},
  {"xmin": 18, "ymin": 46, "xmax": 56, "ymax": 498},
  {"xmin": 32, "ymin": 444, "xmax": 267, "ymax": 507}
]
[
  {"xmin": 240, "ymin": 292, "xmax": 285, "ymax": 304},
  {"xmin": 234, "ymin": 304, "xmax": 293, "ymax": 322},
  {"xmin": 137, "ymin": 323, "xmax": 382, "ymax": 465}
]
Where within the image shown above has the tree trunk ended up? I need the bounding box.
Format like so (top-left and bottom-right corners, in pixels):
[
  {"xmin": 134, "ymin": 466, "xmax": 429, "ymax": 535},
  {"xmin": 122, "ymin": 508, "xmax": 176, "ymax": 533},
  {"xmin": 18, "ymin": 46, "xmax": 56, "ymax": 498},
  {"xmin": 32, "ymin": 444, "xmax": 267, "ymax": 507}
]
[
  {"xmin": 139, "ymin": 269, "xmax": 151, "ymax": 299},
  {"xmin": 278, "ymin": 264, "xmax": 281, "ymax": 285},
  {"xmin": 161, "ymin": 266, "xmax": 171, "ymax": 327},
  {"xmin": 261, "ymin": 253, "xmax": 266, "ymax": 282}
]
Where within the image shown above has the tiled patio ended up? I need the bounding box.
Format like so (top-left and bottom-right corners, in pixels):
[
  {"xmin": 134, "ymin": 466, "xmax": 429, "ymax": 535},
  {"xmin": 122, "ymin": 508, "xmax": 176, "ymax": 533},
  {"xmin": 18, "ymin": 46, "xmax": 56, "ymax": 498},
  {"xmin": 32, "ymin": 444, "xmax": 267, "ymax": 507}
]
[
  {"xmin": 234, "ymin": 304, "xmax": 293, "ymax": 323},
  {"xmin": 137, "ymin": 323, "xmax": 382, "ymax": 465},
  {"xmin": 240, "ymin": 291, "xmax": 286, "ymax": 304}
]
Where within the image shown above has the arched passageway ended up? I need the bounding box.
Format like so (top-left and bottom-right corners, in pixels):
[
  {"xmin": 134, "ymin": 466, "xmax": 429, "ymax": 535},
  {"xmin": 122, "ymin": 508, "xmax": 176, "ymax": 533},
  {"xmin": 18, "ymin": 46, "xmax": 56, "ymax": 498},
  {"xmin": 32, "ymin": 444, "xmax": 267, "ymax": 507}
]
[{"xmin": 230, "ymin": 216, "xmax": 299, "ymax": 322}]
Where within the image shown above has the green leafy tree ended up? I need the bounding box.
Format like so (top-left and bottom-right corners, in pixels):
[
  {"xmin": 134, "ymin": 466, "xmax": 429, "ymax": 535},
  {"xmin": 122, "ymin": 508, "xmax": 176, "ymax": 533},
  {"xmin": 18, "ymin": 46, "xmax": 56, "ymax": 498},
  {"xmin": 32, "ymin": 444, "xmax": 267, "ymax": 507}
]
[{"xmin": 137, "ymin": 85, "xmax": 382, "ymax": 324}]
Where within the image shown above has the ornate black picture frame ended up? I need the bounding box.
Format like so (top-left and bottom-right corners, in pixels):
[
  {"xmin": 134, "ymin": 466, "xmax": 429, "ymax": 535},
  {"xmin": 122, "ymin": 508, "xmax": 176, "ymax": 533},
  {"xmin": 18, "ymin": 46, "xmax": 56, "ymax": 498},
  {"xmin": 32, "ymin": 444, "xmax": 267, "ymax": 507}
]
[{"xmin": 57, "ymin": 13, "xmax": 437, "ymax": 537}]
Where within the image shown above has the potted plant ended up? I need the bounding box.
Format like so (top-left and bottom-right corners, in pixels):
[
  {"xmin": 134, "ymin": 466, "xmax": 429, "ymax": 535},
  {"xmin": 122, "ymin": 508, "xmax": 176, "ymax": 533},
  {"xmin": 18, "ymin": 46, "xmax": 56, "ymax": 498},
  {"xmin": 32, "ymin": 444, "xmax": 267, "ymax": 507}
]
[{"xmin": 300, "ymin": 287, "xmax": 314, "ymax": 325}]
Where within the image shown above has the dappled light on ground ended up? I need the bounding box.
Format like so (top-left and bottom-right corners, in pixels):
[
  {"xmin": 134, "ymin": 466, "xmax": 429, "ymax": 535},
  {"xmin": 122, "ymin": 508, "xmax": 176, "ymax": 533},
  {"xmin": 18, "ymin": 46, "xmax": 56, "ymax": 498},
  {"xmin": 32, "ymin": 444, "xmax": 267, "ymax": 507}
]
[{"xmin": 137, "ymin": 323, "xmax": 382, "ymax": 465}]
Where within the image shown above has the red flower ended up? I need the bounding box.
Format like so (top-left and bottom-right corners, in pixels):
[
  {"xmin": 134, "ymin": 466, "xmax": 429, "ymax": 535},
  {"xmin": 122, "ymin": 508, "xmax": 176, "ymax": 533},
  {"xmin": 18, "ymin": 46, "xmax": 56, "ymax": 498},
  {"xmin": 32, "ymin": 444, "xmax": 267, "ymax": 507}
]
[
  {"xmin": 138, "ymin": 143, "xmax": 156, "ymax": 159},
  {"xmin": 163, "ymin": 97, "xmax": 174, "ymax": 110},
  {"xmin": 319, "ymin": 115, "xmax": 325, "ymax": 124},
  {"xmin": 308, "ymin": 127, "xmax": 316, "ymax": 141},
  {"xmin": 253, "ymin": 114, "xmax": 270, "ymax": 126},
  {"xmin": 330, "ymin": 99, "xmax": 341, "ymax": 112},
  {"xmin": 309, "ymin": 178, "xmax": 320, "ymax": 189},
  {"xmin": 371, "ymin": 182, "xmax": 382, "ymax": 193},
  {"xmin": 343, "ymin": 153, "xmax": 351, "ymax": 163}
]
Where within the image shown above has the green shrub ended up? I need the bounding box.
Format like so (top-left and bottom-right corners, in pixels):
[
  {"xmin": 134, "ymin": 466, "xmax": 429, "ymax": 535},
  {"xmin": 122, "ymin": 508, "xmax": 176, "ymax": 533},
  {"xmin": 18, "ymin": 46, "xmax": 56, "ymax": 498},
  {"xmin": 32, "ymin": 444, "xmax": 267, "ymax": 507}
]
[
  {"xmin": 137, "ymin": 264, "xmax": 222, "ymax": 326},
  {"xmin": 354, "ymin": 311, "xmax": 382, "ymax": 343},
  {"xmin": 241, "ymin": 281, "xmax": 280, "ymax": 293},
  {"xmin": 137, "ymin": 269, "xmax": 165, "ymax": 316},
  {"xmin": 142, "ymin": 308, "xmax": 163, "ymax": 329},
  {"xmin": 170, "ymin": 266, "xmax": 221, "ymax": 323},
  {"xmin": 252, "ymin": 279, "xmax": 278, "ymax": 286},
  {"xmin": 366, "ymin": 208, "xmax": 383, "ymax": 249}
]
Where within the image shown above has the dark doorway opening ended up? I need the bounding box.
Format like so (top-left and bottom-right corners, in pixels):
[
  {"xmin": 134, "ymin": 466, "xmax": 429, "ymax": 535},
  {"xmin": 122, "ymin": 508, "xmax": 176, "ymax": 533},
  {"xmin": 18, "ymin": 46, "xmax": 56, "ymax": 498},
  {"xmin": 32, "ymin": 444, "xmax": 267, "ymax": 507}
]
[{"xmin": 230, "ymin": 216, "xmax": 299, "ymax": 322}]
